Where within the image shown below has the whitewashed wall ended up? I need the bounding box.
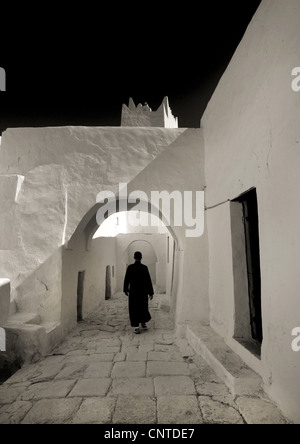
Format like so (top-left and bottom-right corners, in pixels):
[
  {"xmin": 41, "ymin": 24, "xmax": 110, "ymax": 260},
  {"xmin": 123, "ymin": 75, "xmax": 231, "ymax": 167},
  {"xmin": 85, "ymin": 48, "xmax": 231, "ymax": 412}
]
[{"xmin": 202, "ymin": 0, "xmax": 300, "ymax": 423}]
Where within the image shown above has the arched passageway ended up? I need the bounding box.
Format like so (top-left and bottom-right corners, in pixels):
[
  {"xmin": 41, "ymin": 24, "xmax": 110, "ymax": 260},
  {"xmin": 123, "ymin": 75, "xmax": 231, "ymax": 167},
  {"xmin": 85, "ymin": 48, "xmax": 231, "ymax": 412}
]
[{"xmin": 61, "ymin": 204, "xmax": 180, "ymax": 335}]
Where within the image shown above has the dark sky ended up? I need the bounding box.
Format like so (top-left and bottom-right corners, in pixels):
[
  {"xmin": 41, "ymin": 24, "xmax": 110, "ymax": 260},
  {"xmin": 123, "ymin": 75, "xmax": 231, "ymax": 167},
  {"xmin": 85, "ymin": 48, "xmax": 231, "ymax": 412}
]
[{"xmin": 0, "ymin": 1, "xmax": 262, "ymax": 134}]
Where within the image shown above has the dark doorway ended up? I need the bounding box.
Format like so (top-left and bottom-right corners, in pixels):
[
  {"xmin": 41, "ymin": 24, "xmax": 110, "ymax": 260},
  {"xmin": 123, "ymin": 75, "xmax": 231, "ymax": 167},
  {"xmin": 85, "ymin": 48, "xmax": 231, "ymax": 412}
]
[
  {"xmin": 77, "ymin": 271, "xmax": 85, "ymax": 322},
  {"xmin": 232, "ymin": 188, "xmax": 263, "ymax": 354},
  {"xmin": 105, "ymin": 265, "xmax": 112, "ymax": 300}
]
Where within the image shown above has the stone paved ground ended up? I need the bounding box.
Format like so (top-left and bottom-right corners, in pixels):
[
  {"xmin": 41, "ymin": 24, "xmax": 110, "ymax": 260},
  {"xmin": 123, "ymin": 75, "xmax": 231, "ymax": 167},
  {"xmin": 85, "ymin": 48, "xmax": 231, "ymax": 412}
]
[{"xmin": 0, "ymin": 293, "xmax": 290, "ymax": 424}]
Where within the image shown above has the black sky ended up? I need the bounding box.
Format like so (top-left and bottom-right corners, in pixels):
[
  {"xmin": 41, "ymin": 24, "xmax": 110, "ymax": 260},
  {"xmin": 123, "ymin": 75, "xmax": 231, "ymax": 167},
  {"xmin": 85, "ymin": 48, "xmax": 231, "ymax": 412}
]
[{"xmin": 0, "ymin": 1, "xmax": 262, "ymax": 133}]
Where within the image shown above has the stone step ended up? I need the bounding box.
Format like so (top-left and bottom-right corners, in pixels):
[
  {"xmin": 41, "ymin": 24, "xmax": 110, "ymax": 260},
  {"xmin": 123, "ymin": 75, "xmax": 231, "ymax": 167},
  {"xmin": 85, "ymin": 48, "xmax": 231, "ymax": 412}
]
[
  {"xmin": 7, "ymin": 312, "xmax": 40, "ymax": 325},
  {"xmin": 4, "ymin": 315, "xmax": 62, "ymax": 363},
  {"xmin": 40, "ymin": 321, "xmax": 58, "ymax": 334},
  {"xmin": 40, "ymin": 321, "xmax": 62, "ymax": 350},
  {"xmin": 186, "ymin": 324, "xmax": 263, "ymax": 396},
  {"xmin": 4, "ymin": 322, "xmax": 48, "ymax": 363}
]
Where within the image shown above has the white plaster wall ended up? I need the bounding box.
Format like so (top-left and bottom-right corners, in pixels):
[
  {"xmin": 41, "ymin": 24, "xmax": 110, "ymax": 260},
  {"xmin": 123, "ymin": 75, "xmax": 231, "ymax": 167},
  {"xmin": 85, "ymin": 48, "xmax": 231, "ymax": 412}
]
[
  {"xmin": 0, "ymin": 126, "xmax": 184, "ymax": 320},
  {"xmin": 206, "ymin": 204, "xmax": 235, "ymax": 337},
  {"xmin": 0, "ymin": 175, "xmax": 23, "ymax": 250},
  {"xmin": 15, "ymin": 248, "xmax": 63, "ymax": 325},
  {"xmin": 202, "ymin": 0, "xmax": 300, "ymax": 422},
  {"xmin": 126, "ymin": 129, "xmax": 208, "ymax": 325},
  {"xmin": 174, "ymin": 233, "xmax": 209, "ymax": 327},
  {"xmin": 62, "ymin": 235, "xmax": 117, "ymax": 334}
]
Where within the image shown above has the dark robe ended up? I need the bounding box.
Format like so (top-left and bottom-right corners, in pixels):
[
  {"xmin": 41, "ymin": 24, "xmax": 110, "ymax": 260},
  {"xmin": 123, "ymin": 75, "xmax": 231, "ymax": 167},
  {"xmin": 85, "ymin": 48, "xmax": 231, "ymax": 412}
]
[{"xmin": 123, "ymin": 261, "xmax": 154, "ymax": 327}]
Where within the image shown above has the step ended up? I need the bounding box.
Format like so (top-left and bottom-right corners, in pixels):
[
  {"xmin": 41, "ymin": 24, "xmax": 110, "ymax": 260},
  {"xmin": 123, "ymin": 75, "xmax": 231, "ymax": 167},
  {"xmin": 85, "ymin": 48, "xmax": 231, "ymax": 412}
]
[
  {"xmin": 8, "ymin": 312, "xmax": 40, "ymax": 325},
  {"xmin": 3, "ymin": 315, "xmax": 62, "ymax": 363},
  {"xmin": 40, "ymin": 321, "xmax": 62, "ymax": 349},
  {"xmin": 4, "ymin": 322, "xmax": 48, "ymax": 363},
  {"xmin": 186, "ymin": 324, "xmax": 263, "ymax": 396}
]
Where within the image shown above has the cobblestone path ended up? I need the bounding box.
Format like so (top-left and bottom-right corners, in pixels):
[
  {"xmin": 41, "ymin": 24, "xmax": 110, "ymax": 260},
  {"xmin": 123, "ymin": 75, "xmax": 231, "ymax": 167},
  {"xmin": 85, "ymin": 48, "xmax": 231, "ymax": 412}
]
[{"xmin": 0, "ymin": 293, "xmax": 289, "ymax": 424}]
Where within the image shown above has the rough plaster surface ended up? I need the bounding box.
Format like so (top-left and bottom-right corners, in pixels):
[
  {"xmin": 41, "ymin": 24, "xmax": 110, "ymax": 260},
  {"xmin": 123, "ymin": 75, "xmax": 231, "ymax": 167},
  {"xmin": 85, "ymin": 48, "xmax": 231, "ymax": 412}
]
[
  {"xmin": 202, "ymin": 0, "xmax": 300, "ymax": 423},
  {"xmin": 0, "ymin": 126, "xmax": 185, "ymax": 317}
]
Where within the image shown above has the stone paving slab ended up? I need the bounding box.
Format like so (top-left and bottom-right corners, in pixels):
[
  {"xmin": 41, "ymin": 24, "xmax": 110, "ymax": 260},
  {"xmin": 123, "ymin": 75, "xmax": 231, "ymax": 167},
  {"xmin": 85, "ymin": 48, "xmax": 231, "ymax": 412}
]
[
  {"xmin": 114, "ymin": 352, "xmax": 126, "ymax": 362},
  {"xmin": 68, "ymin": 378, "xmax": 111, "ymax": 397},
  {"xmin": 2, "ymin": 365, "xmax": 38, "ymax": 385},
  {"xmin": 198, "ymin": 396, "xmax": 245, "ymax": 424},
  {"xmin": 147, "ymin": 361, "xmax": 190, "ymax": 377},
  {"xmin": 0, "ymin": 386, "xmax": 24, "ymax": 404},
  {"xmin": 235, "ymin": 396, "xmax": 288, "ymax": 424},
  {"xmin": 21, "ymin": 379, "xmax": 77, "ymax": 401},
  {"xmin": 70, "ymin": 397, "xmax": 116, "ymax": 424},
  {"xmin": 154, "ymin": 376, "xmax": 197, "ymax": 396},
  {"xmin": 21, "ymin": 398, "xmax": 82, "ymax": 424},
  {"xmin": 15, "ymin": 356, "xmax": 65, "ymax": 384},
  {"xmin": 100, "ymin": 339, "xmax": 122, "ymax": 347},
  {"xmin": 83, "ymin": 362, "xmax": 113, "ymax": 378},
  {"xmin": 112, "ymin": 396, "xmax": 157, "ymax": 424},
  {"xmin": 88, "ymin": 353, "xmax": 115, "ymax": 363},
  {"xmin": 96, "ymin": 346, "xmax": 121, "ymax": 354},
  {"xmin": 126, "ymin": 351, "xmax": 148, "ymax": 362},
  {"xmin": 0, "ymin": 401, "xmax": 33, "ymax": 424},
  {"xmin": 148, "ymin": 351, "xmax": 170, "ymax": 361},
  {"xmin": 55, "ymin": 362, "xmax": 87, "ymax": 380},
  {"xmin": 66, "ymin": 349, "xmax": 89, "ymax": 356},
  {"xmin": 121, "ymin": 345, "xmax": 140, "ymax": 354},
  {"xmin": 139, "ymin": 344, "xmax": 154, "ymax": 353},
  {"xmin": 196, "ymin": 381, "xmax": 231, "ymax": 397},
  {"xmin": 157, "ymin": 396, "xmax": 203, "ymax": 424},
  {"xmin": 110, "ymin": 377, "xmax": 155, "ymax": 396},
  {"xmin": 111, "ymin": 362, "xmax": 146, "ymax": 378},
  {"xmin": 148, "ymin": 351, "xmax": 184, "ymax": 362},
  {"xmin": 0, "ymin": 293, "xmax": 291, "ymax": 424}
]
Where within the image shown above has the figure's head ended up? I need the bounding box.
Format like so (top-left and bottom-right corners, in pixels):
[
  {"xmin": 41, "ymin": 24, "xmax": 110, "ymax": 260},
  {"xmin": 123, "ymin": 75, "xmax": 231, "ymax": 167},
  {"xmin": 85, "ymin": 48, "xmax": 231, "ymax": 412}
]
[{"xmin": 134, "ymin": 251, "xmax": 142, "ymax": 261}]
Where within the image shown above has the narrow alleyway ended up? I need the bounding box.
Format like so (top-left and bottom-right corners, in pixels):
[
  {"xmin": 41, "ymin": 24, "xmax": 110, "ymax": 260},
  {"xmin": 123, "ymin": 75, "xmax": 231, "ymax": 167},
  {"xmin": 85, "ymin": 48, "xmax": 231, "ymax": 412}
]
[{"xmin": 0, "ymin": 293, "xmax": 289, "ymax": 424}]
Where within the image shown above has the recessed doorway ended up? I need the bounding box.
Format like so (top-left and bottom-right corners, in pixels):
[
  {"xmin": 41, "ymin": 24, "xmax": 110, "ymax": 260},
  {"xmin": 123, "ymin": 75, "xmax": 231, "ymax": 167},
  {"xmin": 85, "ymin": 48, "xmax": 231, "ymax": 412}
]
[
  {"xmin": 77, "ymin": 271, "xmax": 85, "ymax": 322},
  {"xmin": 231, "ymin": 188, "xmax": 263, "ymax": 356},
  {"xmin": 105, "ymin": 265, "xmax": 112, "ymax": 300}
]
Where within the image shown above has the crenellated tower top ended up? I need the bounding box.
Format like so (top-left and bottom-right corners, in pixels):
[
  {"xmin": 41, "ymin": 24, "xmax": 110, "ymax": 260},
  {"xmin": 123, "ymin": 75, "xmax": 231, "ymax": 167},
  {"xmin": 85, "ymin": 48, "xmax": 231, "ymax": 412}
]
[{"xmin": 121, "ymin": 97, "xmax": 178, "ymax": 128}]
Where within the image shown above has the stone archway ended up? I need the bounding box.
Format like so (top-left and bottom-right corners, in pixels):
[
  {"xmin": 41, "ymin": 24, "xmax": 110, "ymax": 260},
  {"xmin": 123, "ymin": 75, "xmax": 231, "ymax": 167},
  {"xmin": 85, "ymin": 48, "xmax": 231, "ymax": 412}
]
[{"xmin": 61, "ymin": 200, "xmax": 182, "ymax": 336}]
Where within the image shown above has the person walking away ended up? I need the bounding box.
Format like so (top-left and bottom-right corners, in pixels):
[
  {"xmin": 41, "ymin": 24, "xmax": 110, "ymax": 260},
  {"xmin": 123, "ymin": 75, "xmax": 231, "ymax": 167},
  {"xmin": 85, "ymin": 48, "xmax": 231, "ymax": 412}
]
[{"xmin": 123, "ymin": 251, "xmax": 154, "ymax": 334}]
